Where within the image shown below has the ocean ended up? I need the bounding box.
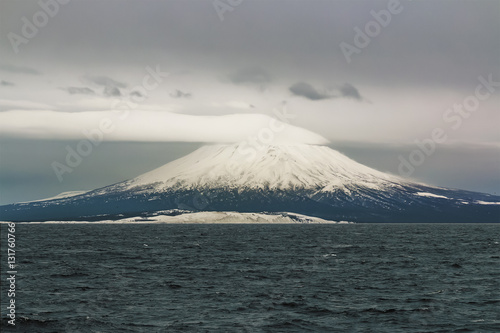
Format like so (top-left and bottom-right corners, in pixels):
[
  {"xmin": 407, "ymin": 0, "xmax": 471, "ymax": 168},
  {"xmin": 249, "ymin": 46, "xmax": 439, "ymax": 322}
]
[{"xmin": 1, "ymin": 223, "xmax": 499, "ymax": 332}]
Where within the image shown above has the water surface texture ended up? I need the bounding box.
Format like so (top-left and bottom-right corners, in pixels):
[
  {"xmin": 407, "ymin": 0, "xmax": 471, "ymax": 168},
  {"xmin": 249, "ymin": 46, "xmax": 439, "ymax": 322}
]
[{"xmin": 1, "ymin": 223, "xmax": 499, "ymax": 332}]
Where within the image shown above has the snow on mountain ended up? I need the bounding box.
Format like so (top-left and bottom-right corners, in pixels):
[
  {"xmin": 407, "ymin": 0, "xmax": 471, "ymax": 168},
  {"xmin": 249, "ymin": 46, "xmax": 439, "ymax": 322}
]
[
  {"xmin": 102, "ymin": 212, "xmax": 339, "ymax": 224},
  {"xmin": 104, "ymin": 143, "xmax": 405, "ymax": 195},
  {"xmin": 20, "ymin": 191, "xmax": 88, "ymax": 203},
  {"xmin": 415, "ymin": 192, "xmax": 450, "ymax": 199}
]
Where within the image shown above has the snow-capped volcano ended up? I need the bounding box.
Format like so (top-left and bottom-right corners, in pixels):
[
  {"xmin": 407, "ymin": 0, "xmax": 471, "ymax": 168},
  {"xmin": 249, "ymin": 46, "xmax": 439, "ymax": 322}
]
[{"xmin": 1, "ymin": 143, "xmax": 499, "ymax": 222}]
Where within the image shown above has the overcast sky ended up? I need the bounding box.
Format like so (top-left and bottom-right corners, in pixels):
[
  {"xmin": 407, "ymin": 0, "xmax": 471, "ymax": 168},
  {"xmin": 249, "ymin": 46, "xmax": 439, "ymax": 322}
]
[{"xmin": 0, "ymin": 0, "xmax": 499, "ymax": 204}]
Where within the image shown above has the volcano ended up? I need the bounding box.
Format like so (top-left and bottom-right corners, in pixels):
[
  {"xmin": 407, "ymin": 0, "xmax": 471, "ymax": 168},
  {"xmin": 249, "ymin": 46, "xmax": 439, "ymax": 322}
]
[{"xmin": 1, "ymin": 144, "xmax": 499, "ymax": 222}]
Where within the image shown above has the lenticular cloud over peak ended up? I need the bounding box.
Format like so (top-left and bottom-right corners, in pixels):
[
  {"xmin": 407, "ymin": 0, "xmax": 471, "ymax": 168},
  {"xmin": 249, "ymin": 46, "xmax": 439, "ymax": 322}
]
[{"xmin": 0, "ymin": 109, "xmax": 329, "ymax": 145}]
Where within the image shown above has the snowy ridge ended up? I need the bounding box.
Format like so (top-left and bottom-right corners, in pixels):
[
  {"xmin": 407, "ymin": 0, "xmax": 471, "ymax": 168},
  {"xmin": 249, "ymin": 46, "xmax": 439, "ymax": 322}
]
[
  {"xmin": 20, "ymin": 191, "xmax": 88, "ymax": 203},
  {"xmin": 415, "ymin": 192, "xmax": 450, "ymax": 199},
  {"xmin": 3, "ymin": 212, "xmax": 351, "ymax": 224},
  {"xmin": 102, "ymin": 211, "xmax": 344, "ymax": 224}
]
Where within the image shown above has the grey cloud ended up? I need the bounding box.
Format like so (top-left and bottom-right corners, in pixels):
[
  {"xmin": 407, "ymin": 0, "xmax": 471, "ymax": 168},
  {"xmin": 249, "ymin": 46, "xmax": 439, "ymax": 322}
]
[
  {"xmin": 230, "ymin": 67, "xmax": 271, "ymax": 86},
  {"xmin": 85, "ymin": 76, "xmax": 127, "ymax": 89},
  {"xmin": 0, "ymin": 64, "xmax": 40, "ymax": 75},
  {"xmin": 64, "ymin": 87, "xmax": 96, "ymax": 95},
  {"xmin": 0, "ymin": 1, "xmax": 497, "ymax": 89},
  {"xmin": 1, "ymin": 80, "xmax": 15, "ymax": 86},
  {"xmin": 289, "ymin": 82, "xmax": 331, "ymax": 101},
  {"xmin": 103, "ymin": 86, "xmax": 121, "ymax": 97},
  {"xmin": 84, "ymin": 75, "xmax": 127, "ymax": 97},
  {"xmin": 130, "ymin": 90, "xmax": 144, "ymax": 98},
  {"xmin": 339, "ymin": 83, "xmax": 363, "ymax": 101},
  {"xmin": 290, "ymin": 82, "xmax": 365, "ymax": 101},
  {"xmin": 170, "ymin": 90, "xmax": 192, "ymax": 99}
]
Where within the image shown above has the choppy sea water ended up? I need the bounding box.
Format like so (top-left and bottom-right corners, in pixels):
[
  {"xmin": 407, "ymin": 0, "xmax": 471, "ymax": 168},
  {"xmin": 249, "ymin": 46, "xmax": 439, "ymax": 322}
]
[{"xmin": 1, "ymin": 223, "xmax": 499, "ymax": 332}]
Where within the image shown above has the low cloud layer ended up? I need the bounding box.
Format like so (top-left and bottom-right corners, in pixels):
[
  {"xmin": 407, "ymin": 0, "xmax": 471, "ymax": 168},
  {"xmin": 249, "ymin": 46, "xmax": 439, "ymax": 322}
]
[
  {"xmin": 0, "ymin": 63, "xmax": 40, "ymax": 75},
  {"xmin": 230, "ymin": 67, "xmax": 271, "ymax": 88},
  {"xmin": 0, "ymin": 99, "xmax": 52, "ymax": 111},
  {"xmin": 0, "ymin": 110, "xmax": 329, "ymax": 145}
]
